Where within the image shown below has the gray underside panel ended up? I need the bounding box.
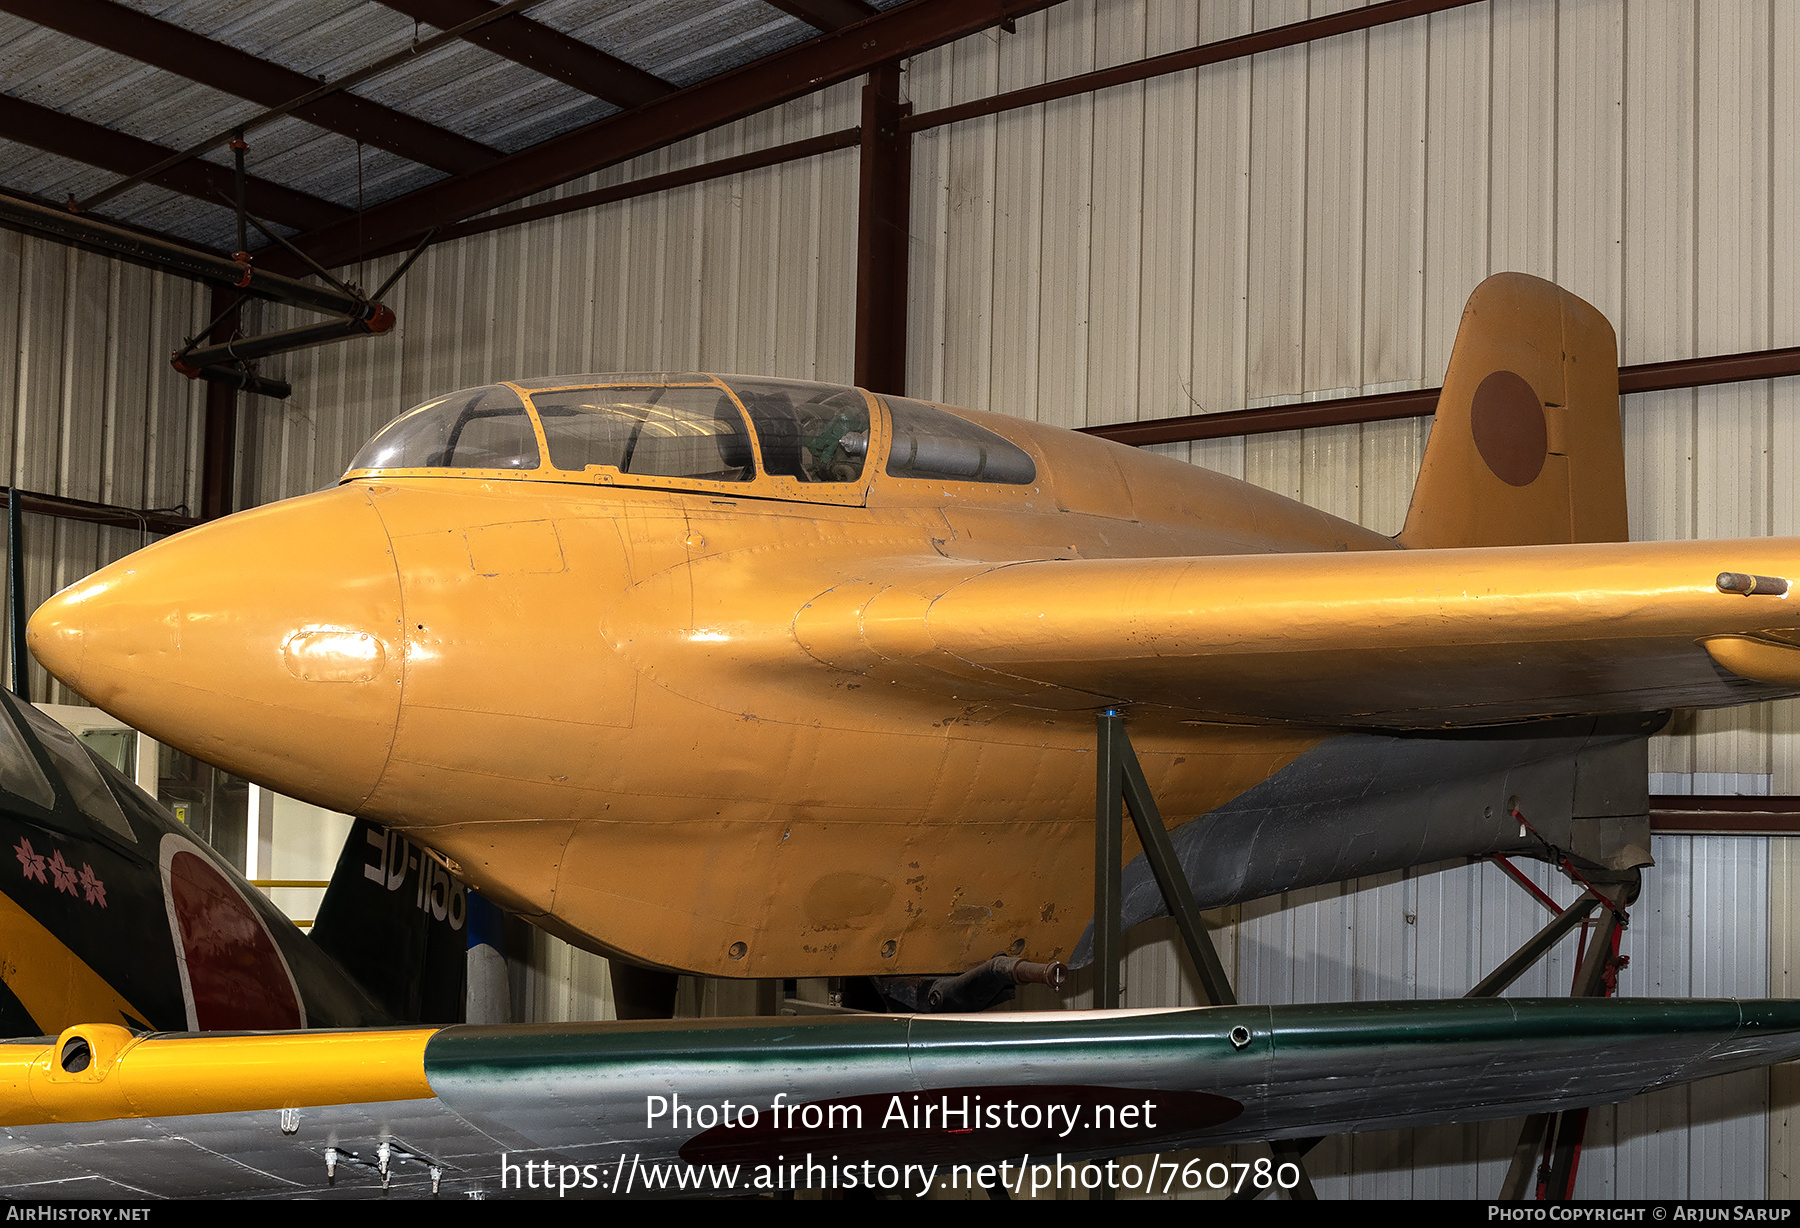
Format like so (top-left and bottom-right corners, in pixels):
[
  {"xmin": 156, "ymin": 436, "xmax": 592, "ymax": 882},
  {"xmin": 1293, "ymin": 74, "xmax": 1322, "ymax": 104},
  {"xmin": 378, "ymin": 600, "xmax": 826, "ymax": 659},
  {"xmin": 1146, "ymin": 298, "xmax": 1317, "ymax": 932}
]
[{"xmin": 1074, "ymin": 719, "xmax": 1654, "ymax": 966}]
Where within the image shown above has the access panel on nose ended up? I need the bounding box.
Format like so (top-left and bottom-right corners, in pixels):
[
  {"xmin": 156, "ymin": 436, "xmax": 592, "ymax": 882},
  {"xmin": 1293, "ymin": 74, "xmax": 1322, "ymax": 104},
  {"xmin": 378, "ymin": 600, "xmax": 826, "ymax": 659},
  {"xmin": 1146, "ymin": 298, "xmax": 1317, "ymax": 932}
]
[{"xmin": 375, "ymin": 512, "xmax": 639, "ymax": 822}]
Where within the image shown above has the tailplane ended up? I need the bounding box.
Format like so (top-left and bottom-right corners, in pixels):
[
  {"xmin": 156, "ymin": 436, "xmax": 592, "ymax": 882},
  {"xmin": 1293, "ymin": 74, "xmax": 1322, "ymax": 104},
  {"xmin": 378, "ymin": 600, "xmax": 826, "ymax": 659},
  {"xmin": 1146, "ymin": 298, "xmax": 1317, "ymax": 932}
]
[{"xmin": 1399, "ymin": 273, "xmax": 1628, "ymax": 548}]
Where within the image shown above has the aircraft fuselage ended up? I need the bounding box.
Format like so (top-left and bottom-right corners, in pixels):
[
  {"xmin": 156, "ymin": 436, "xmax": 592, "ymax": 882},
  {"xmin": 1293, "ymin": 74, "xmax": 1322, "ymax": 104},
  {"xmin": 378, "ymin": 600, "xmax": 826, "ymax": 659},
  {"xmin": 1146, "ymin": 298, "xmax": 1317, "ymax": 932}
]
[
  {"xmin": 30, "ymin": 368, "xmax": 1800, "ymax": 977},
  {"xmin": 29, "ymin": 379, "xmax": 1393, "ymax": 976}
]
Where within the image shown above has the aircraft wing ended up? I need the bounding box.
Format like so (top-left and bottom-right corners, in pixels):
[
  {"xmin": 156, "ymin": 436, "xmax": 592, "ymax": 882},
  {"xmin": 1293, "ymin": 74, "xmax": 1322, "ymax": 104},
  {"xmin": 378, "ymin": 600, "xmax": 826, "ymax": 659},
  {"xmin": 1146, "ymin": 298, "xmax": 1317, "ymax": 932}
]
[
  {"xmin": 5, "ymin": 998, "xmax": 1800, "ymax": 1198},
  {"xmin": 793, "ymin": 537, "xmax": 1800, "ymax": 727}
]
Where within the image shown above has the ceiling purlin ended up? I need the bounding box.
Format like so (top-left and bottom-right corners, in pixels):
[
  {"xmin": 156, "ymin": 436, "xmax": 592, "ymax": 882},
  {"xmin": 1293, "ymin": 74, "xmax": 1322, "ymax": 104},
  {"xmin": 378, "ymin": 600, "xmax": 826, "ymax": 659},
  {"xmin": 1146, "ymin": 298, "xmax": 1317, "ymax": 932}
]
[
  {"xmin": 0, "ymin": 95, "xmax": 350, "ymax": 233},
  {"xmin": 272, "ymin": 0, "xmax": 1069, "ymax": 275},
  {"xmin": 0, "ymin": 184, "xmax": 233, "ymax": 256},
  {"xmin": 762, "ymin": 0, "xmax": 880, "ymax": 34},
  {"xmin": 375, "ymin": 0, "xmax": 674, "ymax": 110},
  {"xmin": 0, "ymin": 0, "xmax": 500, "ymax": 175}
]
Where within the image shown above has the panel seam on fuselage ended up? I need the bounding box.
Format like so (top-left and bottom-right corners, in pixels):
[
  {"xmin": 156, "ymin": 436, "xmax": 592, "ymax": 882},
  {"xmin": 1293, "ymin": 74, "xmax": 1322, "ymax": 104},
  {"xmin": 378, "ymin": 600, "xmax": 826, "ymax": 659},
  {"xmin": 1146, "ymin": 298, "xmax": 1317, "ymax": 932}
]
[{"xmin": 359, "ymin": 485, "xmax": 408, "ymax": 817}]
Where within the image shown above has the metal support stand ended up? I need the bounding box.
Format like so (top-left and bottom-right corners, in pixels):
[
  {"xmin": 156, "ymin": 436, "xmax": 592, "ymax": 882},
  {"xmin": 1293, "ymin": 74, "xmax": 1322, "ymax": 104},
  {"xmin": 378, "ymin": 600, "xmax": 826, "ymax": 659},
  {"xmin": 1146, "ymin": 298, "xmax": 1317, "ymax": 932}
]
[
  {"xmin": 1465, "ymin": 890, "xmax": 1599, "ymax": 1000},
  {"xmin": 1226, "ymin": 1139, "xmax": 1321, "ymax": 1201},
  {"xmin": 1499, "ymin": 1117, "xmax": 1551, "ymax": 1200},
  {"xmin": 1094, "ymin": 712, "xmax": 1124, "ymax": 1010},
  {"xmin": 1095, "ymin": 711, "xmax": 1313, "ymax": 1198},
  {"xmin": 1484, "ymin": 860, "xmax": 1630, "ymax": 1201},
  {"xmin": 1095, "ymin": 711, "xmax": 1235, "ymax": 1007},
  {"xmin": 1543, "ymin": 1106, "xmax": 1593, "ymax": 1201},
  {"xmin": 1540, "ymin": 902, "xmax": 1623, "ymax": 1198},
  {"xmin": 1271, "ymin": 1140, "xmax": 1319, "ymax": 1200}
]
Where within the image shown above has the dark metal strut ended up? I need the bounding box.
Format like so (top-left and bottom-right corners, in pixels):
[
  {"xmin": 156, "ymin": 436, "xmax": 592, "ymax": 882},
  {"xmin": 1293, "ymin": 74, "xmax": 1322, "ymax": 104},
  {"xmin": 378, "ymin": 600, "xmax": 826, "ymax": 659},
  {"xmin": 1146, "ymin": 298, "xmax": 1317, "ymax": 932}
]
[
  {"xmin": 1094, "ymin": 710, "xmax": 1234, "ymax": 1008},
  {"xmin": 1093, "ymin": 711, "xmax": 1314, "ymax": 1199},
  {"xmin": 1483, "ymin": 857, "xmax": 1632, "ymax": 1201}
]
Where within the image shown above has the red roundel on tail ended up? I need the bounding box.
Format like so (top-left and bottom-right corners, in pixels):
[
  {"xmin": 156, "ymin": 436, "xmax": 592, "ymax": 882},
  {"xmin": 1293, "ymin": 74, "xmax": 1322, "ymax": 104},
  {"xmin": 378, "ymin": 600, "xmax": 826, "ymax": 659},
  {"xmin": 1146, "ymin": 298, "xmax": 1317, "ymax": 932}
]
[
  {"xmin": 1470, "ymin": 369, "xmax": 1548, "ymax": 487},
  {"xmin": 168, "ymin": 849, "xmax": 302, "ymax": 1029}
]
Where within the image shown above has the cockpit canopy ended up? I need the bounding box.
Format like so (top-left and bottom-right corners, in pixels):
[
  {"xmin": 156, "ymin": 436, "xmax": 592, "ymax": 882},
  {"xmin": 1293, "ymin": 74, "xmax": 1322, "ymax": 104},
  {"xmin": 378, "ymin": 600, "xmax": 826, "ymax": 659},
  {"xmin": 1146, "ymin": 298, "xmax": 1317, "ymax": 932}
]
[
  {"xmin": 348, "ymin": 383, "xmax": 541, "ymax": 472},
  {"xmin": 343, "ymin": 373, "xmax": 1037, "ymax": 494}
]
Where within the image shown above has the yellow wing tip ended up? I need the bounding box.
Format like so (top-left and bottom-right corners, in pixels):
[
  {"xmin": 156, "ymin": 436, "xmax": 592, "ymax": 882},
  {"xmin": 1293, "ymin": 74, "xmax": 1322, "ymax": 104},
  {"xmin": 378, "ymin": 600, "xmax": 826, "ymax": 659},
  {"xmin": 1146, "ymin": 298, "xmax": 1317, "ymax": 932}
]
[{"xmin": 0, "ymin": 1026, "xmax": 439, "ymax": 1126}]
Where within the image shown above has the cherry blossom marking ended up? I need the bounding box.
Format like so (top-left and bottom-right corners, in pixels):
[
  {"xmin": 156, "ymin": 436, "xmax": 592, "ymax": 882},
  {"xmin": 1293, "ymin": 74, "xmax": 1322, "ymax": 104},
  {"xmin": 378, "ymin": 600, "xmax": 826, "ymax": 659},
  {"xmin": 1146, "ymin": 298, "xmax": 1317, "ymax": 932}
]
[
  {"xmin": 13, "ymin": 837, "xmax": 45, "ymax": 884},
  {"xmin": 46, "ymin": 849, "xmax": 77, "ymax": 895},
  {"xmin": 12, "ymin": 836, "xmax": 105, "ymax": 905},
  {"xmin": 79, "ymin": 863, "xmax": 106, "ymax": 908}
]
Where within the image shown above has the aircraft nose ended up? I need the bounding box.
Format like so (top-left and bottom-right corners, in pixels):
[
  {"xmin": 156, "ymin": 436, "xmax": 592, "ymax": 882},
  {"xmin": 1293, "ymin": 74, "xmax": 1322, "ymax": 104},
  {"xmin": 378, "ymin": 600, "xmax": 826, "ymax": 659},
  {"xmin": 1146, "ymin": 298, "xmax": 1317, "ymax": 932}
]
[{"xmin": 28, "ymin": 484, "xmax": 403, "ymax": 814}]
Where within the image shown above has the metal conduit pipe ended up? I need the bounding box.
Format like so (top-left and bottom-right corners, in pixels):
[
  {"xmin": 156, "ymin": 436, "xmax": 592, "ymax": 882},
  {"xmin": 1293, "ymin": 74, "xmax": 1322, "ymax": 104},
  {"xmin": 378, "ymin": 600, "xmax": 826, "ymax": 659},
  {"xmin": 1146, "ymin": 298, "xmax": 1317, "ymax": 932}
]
[
  {"xmin": 0, "ymin": 194, "xmax": 371, "ymax": 319},
  {"xmin": 174, "ymin": 310, "xmax": 395, "ymax": 374},
  {"xmin": 189, "ymin": 366, "xmax": 293, "ymax": 399}
]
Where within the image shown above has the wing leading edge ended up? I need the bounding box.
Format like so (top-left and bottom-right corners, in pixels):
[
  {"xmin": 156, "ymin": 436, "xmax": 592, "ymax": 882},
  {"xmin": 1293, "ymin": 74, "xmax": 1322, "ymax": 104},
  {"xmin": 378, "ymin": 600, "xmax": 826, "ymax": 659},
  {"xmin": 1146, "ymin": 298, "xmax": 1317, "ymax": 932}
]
[
  {"xmin": 4, "ymin": 998, "xmax": 1800, "ymax": 1196},
  {"xmin": 795, "ymin": 537, "xmax": 1800, "ymax": 728}
]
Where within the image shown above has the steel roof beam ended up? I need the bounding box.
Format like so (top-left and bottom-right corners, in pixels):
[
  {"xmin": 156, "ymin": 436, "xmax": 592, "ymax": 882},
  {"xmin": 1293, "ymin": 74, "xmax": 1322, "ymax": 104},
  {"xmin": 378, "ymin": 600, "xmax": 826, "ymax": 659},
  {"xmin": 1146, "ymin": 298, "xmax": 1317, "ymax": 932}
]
[
  {"xmin": 0, "ymin": 0, "xmax": 499, "ymax": 175},
  {"xmin": 904, "ymin": 0, "xmax": 1485, "ymax": 133},
  {"xmin": 0, "ymin": 96, "xmax": 349, "ymax": 234},
  {"xmin": 0, "ymin": 185, "xmax": 231, "ymax": 256},
  {"xmin": 270, "ymin": 0, "xmax": 1069, "ymax": 272},
  {"xmin": 412, "ymin": 126, "xmax": 859, "ymax": 250},
  {"xmin": 0, "ymin": 193, "xmax": 369, "ymax": 316},
  {"xmin": 1651, "ymin": 796, "xmax": 1800, "ymax": 835},
  {"xmin": 1080, "ymin": 344, "xmax": 1800, "ymax": 447},
  {"xmin": 376, "ymin": 0, "xmax": 673, "ymax": 109},
  {"xmin": 763, "ymin": 0, "xmax": 880, "ymax": 33}
]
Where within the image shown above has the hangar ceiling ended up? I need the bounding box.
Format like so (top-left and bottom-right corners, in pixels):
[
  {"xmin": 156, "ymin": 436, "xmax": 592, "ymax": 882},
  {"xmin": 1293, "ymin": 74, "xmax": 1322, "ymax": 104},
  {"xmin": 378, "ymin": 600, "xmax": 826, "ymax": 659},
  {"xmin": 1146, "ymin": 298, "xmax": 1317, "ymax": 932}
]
[
  {"xmin": 8, "ymin": 0, "xmax": 1800, "ymax": 487},
  {"xmin": 0, "ymin": 0, "xmax": 918, "ymax": 256}
]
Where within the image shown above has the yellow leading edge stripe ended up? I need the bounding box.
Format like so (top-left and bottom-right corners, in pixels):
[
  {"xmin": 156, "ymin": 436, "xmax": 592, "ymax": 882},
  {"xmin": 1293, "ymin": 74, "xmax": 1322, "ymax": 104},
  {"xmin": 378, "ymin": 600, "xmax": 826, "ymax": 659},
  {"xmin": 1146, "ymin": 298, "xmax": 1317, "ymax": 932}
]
[
  {"xmin": 0, "ymin": 891, "xmax": 152, "ymax": 1034},
  {"xmin": 0, "ymin": 1024, "xmax": 440, "ymax": 1126}
]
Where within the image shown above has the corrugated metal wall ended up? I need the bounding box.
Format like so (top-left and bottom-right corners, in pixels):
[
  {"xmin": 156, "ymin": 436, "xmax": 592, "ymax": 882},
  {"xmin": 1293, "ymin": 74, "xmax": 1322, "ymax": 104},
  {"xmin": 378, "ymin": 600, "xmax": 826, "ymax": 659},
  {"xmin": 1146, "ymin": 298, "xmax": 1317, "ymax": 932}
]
[
  {"xmin": 901, "ymin": 0, "xmax": 1800, "ymax": 794},
  {"xmin": 893, "ymin": 0, "xmax": 1788, "ymax": 1196},
  {"xmin": 10, "ymin": 0, "xmax": 1794, "ymax": 1200},
  {"xmin": 241, "ymin": 2, "xmax": 1800, "ymax": 716},
  {"xmin": 0, "ymin": 229, "xmax": 208, "ymax": 703}
]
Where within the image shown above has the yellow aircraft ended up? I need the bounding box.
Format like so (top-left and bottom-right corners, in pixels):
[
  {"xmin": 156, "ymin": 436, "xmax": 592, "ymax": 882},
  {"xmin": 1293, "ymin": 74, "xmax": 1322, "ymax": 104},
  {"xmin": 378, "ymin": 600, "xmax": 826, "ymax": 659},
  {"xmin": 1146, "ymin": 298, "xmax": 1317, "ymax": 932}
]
[{"xmin": 25, "ymin": 273, "xmax": 1800, "ymax": 983}]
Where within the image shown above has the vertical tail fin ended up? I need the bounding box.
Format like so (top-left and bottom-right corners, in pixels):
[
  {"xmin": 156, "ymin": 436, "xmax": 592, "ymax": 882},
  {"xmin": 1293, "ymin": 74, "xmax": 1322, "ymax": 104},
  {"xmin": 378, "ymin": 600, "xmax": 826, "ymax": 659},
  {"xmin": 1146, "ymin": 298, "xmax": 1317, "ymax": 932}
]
[
  {"xmin": 1399, "ymin": 273, "xmax": 1628, "ymax": 549},
  {"xmin": 310, "ymin": 820, "xmax": 468, "ymax": 1024}
]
